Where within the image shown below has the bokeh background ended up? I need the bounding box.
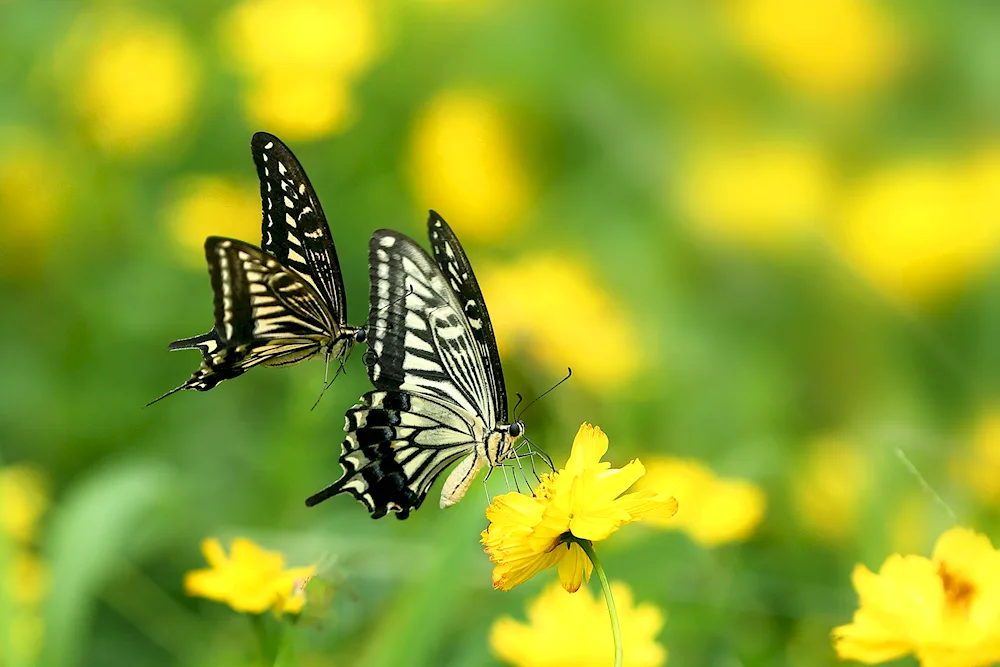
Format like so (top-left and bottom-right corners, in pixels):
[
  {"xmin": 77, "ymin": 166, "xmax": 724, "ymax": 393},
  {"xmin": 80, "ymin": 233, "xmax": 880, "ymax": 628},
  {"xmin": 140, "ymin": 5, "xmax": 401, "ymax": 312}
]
[{"xmin": 2, "ymin": 0, "xmax": 1000, "ymax": 665}]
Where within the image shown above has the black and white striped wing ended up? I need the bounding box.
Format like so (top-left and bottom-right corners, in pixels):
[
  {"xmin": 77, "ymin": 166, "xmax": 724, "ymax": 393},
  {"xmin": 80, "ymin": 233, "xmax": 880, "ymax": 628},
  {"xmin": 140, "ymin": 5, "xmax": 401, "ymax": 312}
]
[
  {"xmin": 149, "ymin": 237, "xmax": 337, "ymax": 404},
  {"xmin": 427, "ymin": 211, "xmax": 508, "ymax": 423},
  {"xmin": 367, "ymin": 230, "xmax": 499, "ymax": 426},
  {"xmin": 252, "ymin": 132, "xmax": 348, "ymax": 323},
  {"xmin": 305, "ymin": 391, "xmax": 481, "ymax": 518}
]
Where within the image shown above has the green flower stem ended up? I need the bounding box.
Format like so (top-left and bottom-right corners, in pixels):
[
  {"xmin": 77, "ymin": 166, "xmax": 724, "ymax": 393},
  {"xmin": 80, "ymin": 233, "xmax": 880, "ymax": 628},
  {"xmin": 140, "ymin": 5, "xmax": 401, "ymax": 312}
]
[
  {"xmin": 574, "ymin": 538, "xmax": 623, "ymax": 667},
  {"xmin": 249, "ymin": 613, "xmax": 274, "ymax": 666}
]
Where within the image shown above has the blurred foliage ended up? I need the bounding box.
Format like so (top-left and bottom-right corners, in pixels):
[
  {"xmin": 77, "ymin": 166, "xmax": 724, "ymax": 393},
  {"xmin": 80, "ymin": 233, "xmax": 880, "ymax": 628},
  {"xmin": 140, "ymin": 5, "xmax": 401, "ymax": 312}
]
[{"xmin": 2, "ymin": 0, "xmax": 1000, "ymax": 665}]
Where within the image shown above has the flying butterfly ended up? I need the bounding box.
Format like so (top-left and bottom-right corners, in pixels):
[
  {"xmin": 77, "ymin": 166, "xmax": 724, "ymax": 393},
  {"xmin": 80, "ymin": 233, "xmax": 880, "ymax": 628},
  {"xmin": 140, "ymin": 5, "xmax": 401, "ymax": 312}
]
[
  {"xmin": 149, "ymin": 132, "xmax": 365, "ymax": 404},
  {"xmin": 305, "ymin": 211, "xmax": 545, "ymax": 519}
]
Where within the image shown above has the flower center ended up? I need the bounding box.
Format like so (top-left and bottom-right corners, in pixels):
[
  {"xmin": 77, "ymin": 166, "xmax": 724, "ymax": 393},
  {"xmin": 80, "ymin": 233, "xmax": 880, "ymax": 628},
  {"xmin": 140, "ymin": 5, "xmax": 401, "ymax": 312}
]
[{"xmin": 937, "ymin": 562, "xmax": 976, "ymax": 613}]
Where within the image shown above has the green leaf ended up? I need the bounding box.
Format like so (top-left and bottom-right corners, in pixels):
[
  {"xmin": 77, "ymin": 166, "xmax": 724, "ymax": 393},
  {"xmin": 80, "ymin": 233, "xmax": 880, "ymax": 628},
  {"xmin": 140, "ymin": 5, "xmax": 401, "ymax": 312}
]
[{"xmin": 40, "ymin": 459, "xmax": 173, "ymax": 667}]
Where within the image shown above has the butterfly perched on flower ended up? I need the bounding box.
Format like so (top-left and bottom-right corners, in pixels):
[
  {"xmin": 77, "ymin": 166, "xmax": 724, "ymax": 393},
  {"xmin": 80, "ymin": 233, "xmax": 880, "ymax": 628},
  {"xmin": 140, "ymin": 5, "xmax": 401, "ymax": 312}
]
[
  {"xmin": 306, "ymin": 212, "xmax": 533, "ymax": 519},
  {"xmin": 149, "ymin": 132, "xmax": 365, "ymax": 404}
]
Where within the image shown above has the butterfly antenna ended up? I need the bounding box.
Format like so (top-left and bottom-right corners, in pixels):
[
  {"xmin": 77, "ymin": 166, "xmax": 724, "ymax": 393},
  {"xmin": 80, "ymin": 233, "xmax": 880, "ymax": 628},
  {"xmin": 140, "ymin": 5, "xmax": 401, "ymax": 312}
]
[
  {"xmin": 515, "ymin": 368, "xmax": 573, "ymax": 421},
  {"xmin": 512, "ymin": 392, "xmax": 525, "ymax": 416},
  {"xmin": 360, "ymin": 284, "xmax": 415, "ymax": 334}
]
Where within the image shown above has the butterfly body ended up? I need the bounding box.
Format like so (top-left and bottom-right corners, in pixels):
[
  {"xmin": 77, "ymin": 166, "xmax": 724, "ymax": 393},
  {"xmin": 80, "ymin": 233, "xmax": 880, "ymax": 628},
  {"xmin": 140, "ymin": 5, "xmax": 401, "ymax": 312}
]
[
  {"xmin": 150, "ymin": 133, "xmax": 362, "ymax": 404},
  {"xmin": 306, "ymin": 213, "xmax": 526, "ymax": 518}
]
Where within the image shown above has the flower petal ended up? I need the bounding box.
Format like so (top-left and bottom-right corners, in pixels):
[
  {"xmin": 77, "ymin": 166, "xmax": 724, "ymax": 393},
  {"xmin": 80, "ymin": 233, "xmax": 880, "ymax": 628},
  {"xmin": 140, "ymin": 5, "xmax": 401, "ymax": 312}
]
[
  {"xmin": 557, "ymin": 542, "xmax": 593, "ymax": 593},
  {"xmin": 565, "ymin": 423, "xmax": 609, "ymax": 475},
  {"xmin": 200, "ymin": 538, "xmax": 228, "ymax": 568}
]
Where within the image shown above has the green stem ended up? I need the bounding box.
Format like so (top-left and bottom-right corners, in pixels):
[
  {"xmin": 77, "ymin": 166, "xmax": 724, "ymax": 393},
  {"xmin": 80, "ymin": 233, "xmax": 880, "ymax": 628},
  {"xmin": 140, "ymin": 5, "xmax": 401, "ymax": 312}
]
[
  {"xmin": 575, "ymin": 538, "xmax": 623, "ymax": 667},
  {"xmin": 249, "ymin": 614, "xmax": 273, "ymax": 666}
]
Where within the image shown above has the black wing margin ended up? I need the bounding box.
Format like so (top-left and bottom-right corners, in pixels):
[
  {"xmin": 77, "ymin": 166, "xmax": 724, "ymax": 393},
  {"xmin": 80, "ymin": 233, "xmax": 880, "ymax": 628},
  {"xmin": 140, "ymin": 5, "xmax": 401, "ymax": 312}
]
[
  {"xmin": 426, "ymin": 211, "xmax": 508, "ymax": 423},
  {"xmin": 251, "ymin": 132, "xmax": 348, "ymax": 323}
]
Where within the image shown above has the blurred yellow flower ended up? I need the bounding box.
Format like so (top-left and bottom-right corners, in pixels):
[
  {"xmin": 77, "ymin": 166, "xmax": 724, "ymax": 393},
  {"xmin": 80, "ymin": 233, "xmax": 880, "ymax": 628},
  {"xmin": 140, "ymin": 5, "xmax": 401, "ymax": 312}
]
[
  {"xmin": 221, "ymin": 0, "xmax": 379, "ymax": 140},
  {"xmin": 244, "ymin": 73, "xmax": 353, "ymax": 141},
  {"xmin": 951, "ymin": 409, "xmax": 1000, "ymax": 508},
  {"xmin": 790, "ymin": 436, "xmax": 870, "ymax": 542},
  {"xmin": 75, "ymin": 13, "xmax": 197, "ymax": 154},
  {"xmin": 0, "ymin": 466, "xmax": 48, "ymax": 544},
  {"xmin": 409, "ymin": 91, "xmax": 532, "ymax": 242},
  {"xmin": 166, "ymin": 176, "xmax": 261, "ymax": 267},
  {"xmin": 635, "ymin": 458, "xmax": 765, "ymax": 547},
  {"xmin": 725, "ymin": 0, "xmax": 906, "ymax": 101},
  {"xmin": 676, "ymin": 138, "xmax": 833, "ymax": 250},
  {"xmin": 5, "ymin": 553, "xmax": 49, "ymax": 605},
  {"xmin": 836, "ymin": 152, "xmax": 1000, "ymax": 304},
  {"xmin": 479, "ymin": 254, "xmax": 641, "ymax": 390},
  {"xmin": 0, "ymin": 134, "xmax": 67, "ymax": 275},
  {"xmin": 491, "ymin": 581, "xmax": 667, "ymax": 667},
  {"xmin": 184, "ymin": 538, "xmax": 315, "ymax": 616},
  {"xmin": 832, "ymin": 527, "xmax": 1000, "ymax": 666},
  {"xmin": 482, "ymin": 424, "xmax": 677, "ymax": 592}
]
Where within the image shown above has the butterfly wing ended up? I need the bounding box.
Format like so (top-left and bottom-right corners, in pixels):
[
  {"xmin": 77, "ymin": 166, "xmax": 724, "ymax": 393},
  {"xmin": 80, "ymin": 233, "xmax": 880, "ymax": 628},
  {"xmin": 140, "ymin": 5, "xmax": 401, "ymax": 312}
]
[
  {"xmin": 251, "ymin": 132, "xmax": 348, "ymax": 324},
  {"xmin": 427, "ymin": 211, "xmax": 508, "ymax": 423},
  {"xmin": 305, "ymin": 390, "xmax": 482, "ymax": 519},
  {"xmin": 150, "ymin": 237, "xmax": 337, "ymax": 404}
]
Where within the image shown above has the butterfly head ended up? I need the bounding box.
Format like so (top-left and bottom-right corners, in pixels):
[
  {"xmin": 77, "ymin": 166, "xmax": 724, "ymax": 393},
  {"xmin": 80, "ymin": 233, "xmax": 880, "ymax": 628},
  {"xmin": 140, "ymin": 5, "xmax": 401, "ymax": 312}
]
[{"xmin": 353, "ymin": 328, "xmax": 367, "ymax": 344}]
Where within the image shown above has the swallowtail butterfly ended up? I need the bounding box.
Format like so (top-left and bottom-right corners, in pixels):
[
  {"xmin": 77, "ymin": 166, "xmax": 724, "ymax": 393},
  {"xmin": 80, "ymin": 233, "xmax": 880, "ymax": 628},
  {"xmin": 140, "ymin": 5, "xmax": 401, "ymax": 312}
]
[
  {"xmin": 149, "ymin": 133, "xmax": 364, "ymax": 404},
  {"xmin": 305, "ymin": 212, "xmax": 526, "ymax": 519}
]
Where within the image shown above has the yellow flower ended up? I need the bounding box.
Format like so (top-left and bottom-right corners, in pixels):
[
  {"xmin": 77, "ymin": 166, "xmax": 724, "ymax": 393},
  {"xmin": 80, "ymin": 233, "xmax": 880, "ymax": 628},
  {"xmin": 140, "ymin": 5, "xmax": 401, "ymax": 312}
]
[
  {"xmin": 184, "ymin": 538, "xmax": 315, "ymax": 616},
  {"xmin": 409, "ymin": 91, "xmax": 532, "ymax": 242},
  {"xmin": 0, "ymin": 132, "xmax": 67, "ymax": 275},
  {"xmin": 832, "ymin": 527, "xmax": 1000, "ymax": 666},
  {"xmin": 5, "ymin": 552, "xmax": 49, "ymax": 605},
  {"xmin": 74, "ymin": 12, "xmax": 198, "ymax": 154},
  {"xmin": 482, "ymin": 424, "xmax": 677, "ymax": 592},
  {"xmin": 836, "ymin": 152, "xmax": 1000, "ymax": 304},
  {"xmin": 951, "ymin": 409, "xmax": 1000, "ymax": 508},
  {"xmin": 0, "ymin": 466, "xmax": 48, "ymax": 545},
  {"xmin": 790, "ymin": 436, "xmax": 870, "ymax": 542},
  {"xmin": 724, "ymin": 0, "xmax": 906, "ymax": 101},
  {"xmin": 479, "ymin": 254, "xmax": 641, "ymax": 390},
  {"xmin": 635, "ymin": 458, "xmax": 765, "ymax": 547},
  {"xmin": 243, "ymin": 73, "xmax": 353, "ymax": 141},
  {"xmin": 676, "ymin": 137, "xmax": 834, "ymax": 250},
  {"xmin": 491, "ymin": 581, "xmax": 667, "ymax": 667},
  {"xmin": 166, "ymin": 176, "xmax": 261, "ymax": 268},
  {"xmin": 221, "ymin": 0, "xmax": 378, "ymax": 140}
]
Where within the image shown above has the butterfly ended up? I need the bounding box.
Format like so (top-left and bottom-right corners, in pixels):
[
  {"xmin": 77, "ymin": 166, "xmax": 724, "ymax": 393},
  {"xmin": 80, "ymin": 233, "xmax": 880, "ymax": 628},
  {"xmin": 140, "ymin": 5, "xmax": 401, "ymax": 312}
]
[
  {"xmin": 305, "ymin": 211, "xmax": 530, "ymax": 519},
  {"xmin": 149, "ymin": 132, "xmax": 365, "ymax": 404}
]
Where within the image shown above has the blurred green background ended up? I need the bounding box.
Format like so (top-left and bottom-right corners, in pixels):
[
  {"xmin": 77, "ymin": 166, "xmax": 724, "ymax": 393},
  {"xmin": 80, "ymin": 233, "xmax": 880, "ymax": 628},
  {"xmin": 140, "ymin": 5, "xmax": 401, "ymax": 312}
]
[{"xmin": 3, "ymin": 0, "xmax": 1000, "ymax": 665}]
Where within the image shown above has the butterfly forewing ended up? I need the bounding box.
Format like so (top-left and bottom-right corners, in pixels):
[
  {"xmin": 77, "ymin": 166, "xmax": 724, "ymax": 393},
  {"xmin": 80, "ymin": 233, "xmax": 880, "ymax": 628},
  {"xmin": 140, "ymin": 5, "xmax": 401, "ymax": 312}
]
[
  {"xmin": 427, "ymin": 211, "xmax": 508, "ymax": 422},
  {"xmin": 252, "ymin": 132, "xmax": 348, "ymax": 323}
]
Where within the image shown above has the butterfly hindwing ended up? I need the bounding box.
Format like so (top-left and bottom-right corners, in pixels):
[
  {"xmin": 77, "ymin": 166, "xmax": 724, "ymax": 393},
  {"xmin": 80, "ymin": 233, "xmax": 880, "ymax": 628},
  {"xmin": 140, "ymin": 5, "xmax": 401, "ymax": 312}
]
[{"xmin": 252, "ymin": 132, "xmax": 347, "ymax": 323}]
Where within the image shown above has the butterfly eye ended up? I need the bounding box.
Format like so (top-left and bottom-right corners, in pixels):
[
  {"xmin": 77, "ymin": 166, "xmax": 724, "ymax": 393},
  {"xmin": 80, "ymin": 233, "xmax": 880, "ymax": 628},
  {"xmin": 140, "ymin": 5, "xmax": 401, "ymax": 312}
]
[
  {"xmin": 509, "ymin": 421, "xmax": 524, "ymax": 438},
  {"xmin": 354, "ymin": 328, "xmax": 367, "ymax": 343}
]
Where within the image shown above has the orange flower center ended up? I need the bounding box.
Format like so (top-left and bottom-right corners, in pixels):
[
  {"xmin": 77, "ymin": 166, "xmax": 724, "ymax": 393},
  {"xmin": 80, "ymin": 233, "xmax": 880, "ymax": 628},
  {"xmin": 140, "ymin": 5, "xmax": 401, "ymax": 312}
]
[{"xmin": 937, "ymin": 562, "xmax": 976, "ymax": 613}]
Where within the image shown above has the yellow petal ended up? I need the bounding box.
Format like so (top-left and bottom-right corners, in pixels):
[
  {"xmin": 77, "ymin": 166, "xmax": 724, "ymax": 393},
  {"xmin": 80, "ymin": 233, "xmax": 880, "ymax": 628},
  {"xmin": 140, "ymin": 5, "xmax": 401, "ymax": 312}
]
[
  {"xmin": 832, "ymin": 614, "xmax": 913, "ymax": 664},
  {"xmin": 230, "ymin": 537, "xmax": 285, "ymax": 572},
  {"xmin": 200, "ymin": 538, "xmax": 228, "ymax": 568},
  {"xmin": 492, "ymin": 547, "xmax": 564, "ymax": 591},
  {"xmin": 591, "ymin": 459, "xmax": 647, "ymax": 500},
  {"xmin": 557, "ymin": 542, "xmax": 593, "ymax": 593},
  {"xmin": 183, "ymin": 569, "xmax": 232, "ymax": 602},
  {"xmin": 565, "ymin": 423, "xmax": 609, "ymax": 475}
]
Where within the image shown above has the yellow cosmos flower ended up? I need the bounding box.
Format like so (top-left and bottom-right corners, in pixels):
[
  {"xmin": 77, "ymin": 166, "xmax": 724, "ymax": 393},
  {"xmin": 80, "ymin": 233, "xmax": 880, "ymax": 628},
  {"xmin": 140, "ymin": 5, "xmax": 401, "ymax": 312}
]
[
  {"xmin": 166, "ymin": 176, "xmax": 261, "ymax": 268},
  {"xmin": 0, "ymin": 466, "xmax": 48, "ymax": 545},
  {"xmin": 482, "ymin": 424, "xmax": 677, "ymax": 592},
  {"xmin": 409, "ymin": 91, "xmax": 532, "ymax": 242},
  {"xmin": 243, "ymin": 73, "xmax": 353, "ymax": 141},
  {"xmin": 5, "ymin": 552, "xmax": 49, "ymax": 605},
  {"xmin": 676, "ymin": 138, "xmax": 833, "ymax": 250},
  {"xmin": 790, "ymin": 436, "xmax": 870, "ymax": 542},
  {"xmin": 74, "ymin": 12, "xmax": 197, "ymax": 154},
  {"xmin": 635, "ymin": 458, "xmax": 765, "ymax": 547},
  {"xmin": 184, "ymin": 538, "xmax": 315, "ymax": 616},
  {"xmin": 725, "ymin": 0, "xmax": 906, "ymax": 101},
  {"xmin": 0, "ymin": 133, "xmax": 67, "ymax": 275},
  {"xmin": 832, "ymin": 527, "xmax": 1000, "ymax": 666},
  {"xmin": 836, "ymin": 151, "xmax": 1000, "ymax": 304},
  {"xmin": 491, "ymin": 581, "xmax": 667, "ymax": 667},
  {"xmin": 221, "ymin": 0, "xmax": 378, "ymax": 140},
  {"xmin": 479, "ymin": 254, "xmax": 641, "ymax": 390}
]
